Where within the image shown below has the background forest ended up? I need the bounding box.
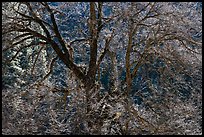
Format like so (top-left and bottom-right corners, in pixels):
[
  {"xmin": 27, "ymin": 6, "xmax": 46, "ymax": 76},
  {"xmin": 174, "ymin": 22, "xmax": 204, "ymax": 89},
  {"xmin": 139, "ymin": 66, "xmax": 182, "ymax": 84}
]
[{"xmin": 2, "ymin": 2, "xmax": 202, "ymax": 135}]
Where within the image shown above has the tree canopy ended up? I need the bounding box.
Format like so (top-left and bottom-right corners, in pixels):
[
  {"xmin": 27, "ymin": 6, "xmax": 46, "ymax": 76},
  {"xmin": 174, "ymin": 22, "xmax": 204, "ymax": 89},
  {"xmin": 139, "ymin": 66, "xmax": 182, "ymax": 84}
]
[{"xmin": 2, "ymin": 2, "xmax": 202, "ymax": 135}]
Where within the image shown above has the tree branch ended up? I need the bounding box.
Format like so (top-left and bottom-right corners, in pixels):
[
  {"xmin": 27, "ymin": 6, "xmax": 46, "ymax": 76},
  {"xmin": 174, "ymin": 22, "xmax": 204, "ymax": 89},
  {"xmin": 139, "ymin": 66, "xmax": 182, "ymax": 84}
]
[
  {"xmin": 87, "ymin": 2, "xmax": 98, "ymax": 83},
  {"xmin": 39, "ymin": 56, "xmax": 58, "ymax": 82},
  {"xmin": 31, "ymin": 46, "xmax": 45, "ymax": 75},
  {"xmin": 3, "ymin": 35, "xmax": 34, "ymax": 52},
  {"xmin": 44, "ymin": 2, "xmax": 70, "ymax": 58},
  {"xmin": 9, "ymin": 41, "xmax": 47, "ymax": 62}
]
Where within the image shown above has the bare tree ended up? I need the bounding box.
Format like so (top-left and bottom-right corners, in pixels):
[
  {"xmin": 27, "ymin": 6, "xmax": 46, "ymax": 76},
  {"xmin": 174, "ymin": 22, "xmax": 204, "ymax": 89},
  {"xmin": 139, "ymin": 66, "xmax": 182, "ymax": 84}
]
[{"xmin": 2, "ymin": 2, "xmax": 202, "ymax": 135}]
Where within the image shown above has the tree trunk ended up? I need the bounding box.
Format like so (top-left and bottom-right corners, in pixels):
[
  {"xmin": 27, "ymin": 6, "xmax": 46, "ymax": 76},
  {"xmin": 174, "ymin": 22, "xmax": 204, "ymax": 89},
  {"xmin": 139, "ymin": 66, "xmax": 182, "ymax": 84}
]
[{"xmin": 124, "ymin": 25, "xmax": 134, "ymax": 134}]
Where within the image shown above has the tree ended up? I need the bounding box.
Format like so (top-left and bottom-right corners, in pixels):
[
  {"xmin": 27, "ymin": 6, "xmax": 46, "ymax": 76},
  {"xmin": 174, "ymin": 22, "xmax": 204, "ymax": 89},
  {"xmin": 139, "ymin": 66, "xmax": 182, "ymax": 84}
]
[
  {"xmin": 2, "ymin": 2, "xmax": 202, "ymax": 135},
  {"xmin": 120, "ymin": 2, "xmax": 202, "ymax": 133}
]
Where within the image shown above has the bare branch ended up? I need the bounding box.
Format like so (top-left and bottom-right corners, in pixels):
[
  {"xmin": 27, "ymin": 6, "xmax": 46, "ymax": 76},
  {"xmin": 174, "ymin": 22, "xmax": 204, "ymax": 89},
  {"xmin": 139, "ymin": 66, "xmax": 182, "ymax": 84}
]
[
  {"xmin": 39, "ymin": 56, "xmax": 58, "ymax": 82},
  {"xmin": 44, "ymin": 2, "xmax": 70, "ymax": 58},
  {"xmin": 8, "ymin": 41, "xmax": 47, "ymax": 62},
  {"xmin": 31, "ymin": 46, "xmax": 44, "ymax": 75},
  {"xmin": 3, "ymin": 35, "xmax": 34, "ymax": 52}
]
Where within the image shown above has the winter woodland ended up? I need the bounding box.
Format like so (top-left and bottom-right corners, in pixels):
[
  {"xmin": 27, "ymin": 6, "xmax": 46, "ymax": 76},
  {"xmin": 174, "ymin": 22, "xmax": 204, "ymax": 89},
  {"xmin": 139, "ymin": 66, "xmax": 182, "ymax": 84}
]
[{"xmin": 2, "ymin": 2, "xmax": 202, "ymax": 135}]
